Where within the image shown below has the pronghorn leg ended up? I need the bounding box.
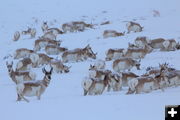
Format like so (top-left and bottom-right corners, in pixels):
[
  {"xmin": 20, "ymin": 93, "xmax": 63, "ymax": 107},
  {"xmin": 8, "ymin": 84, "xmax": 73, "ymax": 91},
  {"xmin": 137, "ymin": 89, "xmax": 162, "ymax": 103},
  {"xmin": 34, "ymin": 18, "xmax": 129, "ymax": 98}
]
[
  {"xmin": 18, "ymin": 94, "xmax": 29, "ymax": 103},
  {"xmin": 107, "ymin": 84, "xmax": 111, "ymax": 92},
  {"xmin": 17, "ymin": 94, "xmax": 21, "ymax": 101},
  {"xmin": 36, "ymin": 90, "xmax": 41, "ymax": 100},
  {"xmin": 83, "ymin": 89, "xmax": 88, "ymax": 96}
]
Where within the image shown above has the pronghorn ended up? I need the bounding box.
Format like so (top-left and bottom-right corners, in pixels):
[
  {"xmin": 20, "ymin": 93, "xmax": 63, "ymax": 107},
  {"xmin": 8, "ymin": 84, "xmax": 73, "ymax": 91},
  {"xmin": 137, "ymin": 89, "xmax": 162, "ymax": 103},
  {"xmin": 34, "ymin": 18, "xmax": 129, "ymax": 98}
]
[
  {"xmin": 105, "ymin": 48, "xmax": 124, "ymax": 61},
  {"xmin": 62, "ymin": 21, "xmax": 93, "ymax": 33},
  {"xmin": 158, "ymin": 67, "xmax": 180, "ymax": 87},
  {"xmin": 81, "ymin": 77, "xmax": 108, "ymax": 96},
  {"xmin": 13, "ymin": 31, "xmax": 20, "ymax": 41},
  {"xmin": 16, "ymin": 58, "xmax": 33, "ymax": 71},
  {"xmin": 113, "ymin": 58, "xmax": 141, "ymax": 72},
  {"xmin": 89, "ymin": 59, "xmax": 106, "ymax": 70},
  {"xmin": 16, "ymin": 67, "xmax": 53, "ymax": 102},
  {"xmin": 62, "ymin": 44, "xmax": 97, "ymax": 63},
  {"xmin": 45, "ymin": 45, "xmax": 68, "ymax": 55},
  {"xmin": 134, "ymin": 36, "xmax": 150, "ymax": 47},
  {"xmin": 6, "ymin": 61, "xmax": 36, "ymax": 84},
  {"xmin": 126, "ymin": 21, "xmax": 143, "ymax": 33},
  {"xmin": 120, "ymin": 72, "xmax": 139, "ymax": 87},
  {"xmin": 22, "ymin": 27, "xmax": 36, "ymax": 38},
  {"xmin": 123, "ymin": 45, "xmax": 153, "ymax": 59},
  {"xmin": 34, "ymin": 38, "xmax": 61, "ymax": 51},
  {"xmin": 41, "ymin": 22, "xmax": 49, "ymax": 33},
  {"xmin": 126, "ymin": 76, "xmax": 162, "ymax": 94},
  {"xmin": 14, "ymin": 48, "xmax": 34, "ymax": 59},
  {"xmin": 50, "ymin": 60, "xmax": 70, "ymax": 73},
  {"xmin": 103, "ymin": 30, "xmax": 124, "ymax": 38}
]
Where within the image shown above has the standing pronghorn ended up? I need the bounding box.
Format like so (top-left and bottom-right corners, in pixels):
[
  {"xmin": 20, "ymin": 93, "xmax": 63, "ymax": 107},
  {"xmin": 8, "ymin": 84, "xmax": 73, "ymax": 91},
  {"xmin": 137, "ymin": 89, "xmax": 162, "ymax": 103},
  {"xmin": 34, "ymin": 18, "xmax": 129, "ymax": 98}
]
[
  {"xmin": 16, "ymin": 67, "xmax": 53, "ymax": 102},
  {"xmin": 6, "ymin": 61, "xmax": 36, "ymax": 84}
]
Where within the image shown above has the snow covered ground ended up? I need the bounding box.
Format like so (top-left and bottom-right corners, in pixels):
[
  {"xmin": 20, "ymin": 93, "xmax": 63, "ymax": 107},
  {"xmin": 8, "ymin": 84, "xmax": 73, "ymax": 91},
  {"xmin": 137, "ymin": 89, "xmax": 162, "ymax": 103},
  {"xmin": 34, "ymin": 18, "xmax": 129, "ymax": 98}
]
[{"xmin": 0, "ymin": 0, "xmax": 180, "ymax": 120}]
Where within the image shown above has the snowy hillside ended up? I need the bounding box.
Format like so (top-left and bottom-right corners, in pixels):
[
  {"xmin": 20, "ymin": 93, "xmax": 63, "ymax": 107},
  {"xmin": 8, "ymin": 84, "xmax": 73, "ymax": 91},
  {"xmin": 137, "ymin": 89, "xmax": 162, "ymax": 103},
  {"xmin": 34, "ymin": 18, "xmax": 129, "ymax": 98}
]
[{"xmin": 1, "ymin": 0, "xmax": 180, "ymax": 120}]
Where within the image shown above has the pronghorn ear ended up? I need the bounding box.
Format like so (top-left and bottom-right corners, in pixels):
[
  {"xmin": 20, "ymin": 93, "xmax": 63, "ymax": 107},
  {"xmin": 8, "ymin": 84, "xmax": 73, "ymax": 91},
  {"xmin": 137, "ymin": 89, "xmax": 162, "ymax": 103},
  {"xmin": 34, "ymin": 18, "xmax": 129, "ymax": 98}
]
[{"xmin": 11, "ymin": 61, "xmax": 13, "ymax": 65}]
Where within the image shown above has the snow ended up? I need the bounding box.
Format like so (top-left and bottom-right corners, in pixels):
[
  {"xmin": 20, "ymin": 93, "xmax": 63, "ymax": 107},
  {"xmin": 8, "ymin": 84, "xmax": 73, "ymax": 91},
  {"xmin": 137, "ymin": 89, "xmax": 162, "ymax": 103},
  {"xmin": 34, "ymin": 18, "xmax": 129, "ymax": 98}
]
[{"xmin": 1, "ymin": 0, "xmax": 180, "ymax": 120}]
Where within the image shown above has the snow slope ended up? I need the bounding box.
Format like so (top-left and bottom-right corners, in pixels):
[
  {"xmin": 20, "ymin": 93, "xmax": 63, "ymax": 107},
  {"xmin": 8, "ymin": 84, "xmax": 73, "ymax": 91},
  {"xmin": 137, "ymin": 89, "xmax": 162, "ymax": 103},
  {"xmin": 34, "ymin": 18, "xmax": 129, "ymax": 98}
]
[{"xmin": 0, "ymin": 0, "xmax": 180, "ymax": 120}]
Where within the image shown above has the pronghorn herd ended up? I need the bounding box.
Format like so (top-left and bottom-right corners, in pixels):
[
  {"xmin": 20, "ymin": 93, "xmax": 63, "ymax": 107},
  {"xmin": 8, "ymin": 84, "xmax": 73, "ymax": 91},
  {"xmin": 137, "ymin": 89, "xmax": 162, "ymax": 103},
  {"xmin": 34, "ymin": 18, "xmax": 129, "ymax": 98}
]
[{"xmin": 5, "ymin": 19, "xmax": 180, "ymax": 102}]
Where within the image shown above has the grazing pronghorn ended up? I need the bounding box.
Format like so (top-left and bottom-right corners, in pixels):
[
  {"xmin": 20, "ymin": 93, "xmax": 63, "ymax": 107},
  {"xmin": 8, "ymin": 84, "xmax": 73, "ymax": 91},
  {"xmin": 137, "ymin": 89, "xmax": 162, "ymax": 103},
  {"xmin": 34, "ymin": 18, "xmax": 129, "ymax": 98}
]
[
  {"xmin": 135, "ymin": 36, "xmax": 150, "ymax": 47},
  {"xmin": 50, "ymin": 60, "xmax": 70, "ymax": 73},
  {"xmin": 13, "ymin": 31, "xmax": 20, "ymax": 41},
  {"xmin": 30, "ymin": 53, "xmax": 53, "ymax": 67},
  {"xmin": 81, "ymin": 77, "xmax": 108, "ymax": 96},
  {"xmin": 123, "ymin": 45, "xmax": 153, "ymax": 59},
  {"xmin": 34, "ymin": 38, "xmax": 61, "ymax": 51},
  {"xmin": 62, "ymin": 44, "xmax": 97, "ymax": 63},
  {"xmin": 120, "ymin": 72, "xmax": 139, "ymax": 87},
  {"xmin": 89, "ymin": 60, "xmax": 106, "ymax": 70},
  {"xmin": 14, "ymin": 48, "xmax": 34, "ymax": 59},
  {"xmin": 105, "ymin": 48, "xmax": 124, "ymax": 61},
  {"xmin": 126, "ymin": 76, "xmax": 163, "ymax": 94},
  {"xmin": 41, "ymin": 22, "xmax": 49, "ymax": 33},
  {"xmin": 22, "ymin": 27, "xmax": 36, "ymax": 38},
  {"xmin": 16, "ymin": 58, "xmax": 33, "ymax": 71},
  {"xmin": 45, "ymin": 45, "xmax": 67, "ymax": 55},
  {"xmin": 16, "ymin": 67, "xmax": 53, "ymax": 102},
  {"xmin": 126, "ymin": 21, "xmax": 143, "ymax": 33},
  {"xmin": 62, "ymin": 21, "xmax": 93, "ymax": 33},
  {"xmin": 6, "ymin": 61, "xmax": 36, "ymax": 84},
  {"xmin": 113, "ymin": 58, "xmax": 141, "ymax": 72},
  {"xmin": 103, "ymin": 30, "xmax": 124, "ymax": 38}
]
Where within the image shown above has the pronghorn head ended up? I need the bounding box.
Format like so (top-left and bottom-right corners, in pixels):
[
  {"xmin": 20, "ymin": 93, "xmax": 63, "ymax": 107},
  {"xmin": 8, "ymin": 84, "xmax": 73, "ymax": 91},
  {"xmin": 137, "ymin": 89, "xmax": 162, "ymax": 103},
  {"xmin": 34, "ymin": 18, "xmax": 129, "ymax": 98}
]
[
  {"xmin": 42, "ymin": 67, "xmax": 53, "ymax": 80},
  {"xmin": 84, "ymin": 44, "xmax": 97, "ymax": 59},
  {"xmin": 63, "ymin": 65, "xmax": 71, "ymax": 73},
  {"xmin": 89, "ymin": 64, "xmax": 96, "ymax": 71},
  {"xmin": 6, "ymin": 61, "xmax": 13, "ymax": 73},
  {"xmin": 135, "ymin": 59, "xmax": 141, "ymax": 70}
]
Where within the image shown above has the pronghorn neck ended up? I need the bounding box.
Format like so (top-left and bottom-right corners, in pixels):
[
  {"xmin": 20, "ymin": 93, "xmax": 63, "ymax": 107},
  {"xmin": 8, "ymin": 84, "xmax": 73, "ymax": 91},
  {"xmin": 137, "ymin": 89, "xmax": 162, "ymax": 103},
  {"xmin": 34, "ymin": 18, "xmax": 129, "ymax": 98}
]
[{"xmin": 42, "ymin": 76, "xmax": 51, "ymax": 87}]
